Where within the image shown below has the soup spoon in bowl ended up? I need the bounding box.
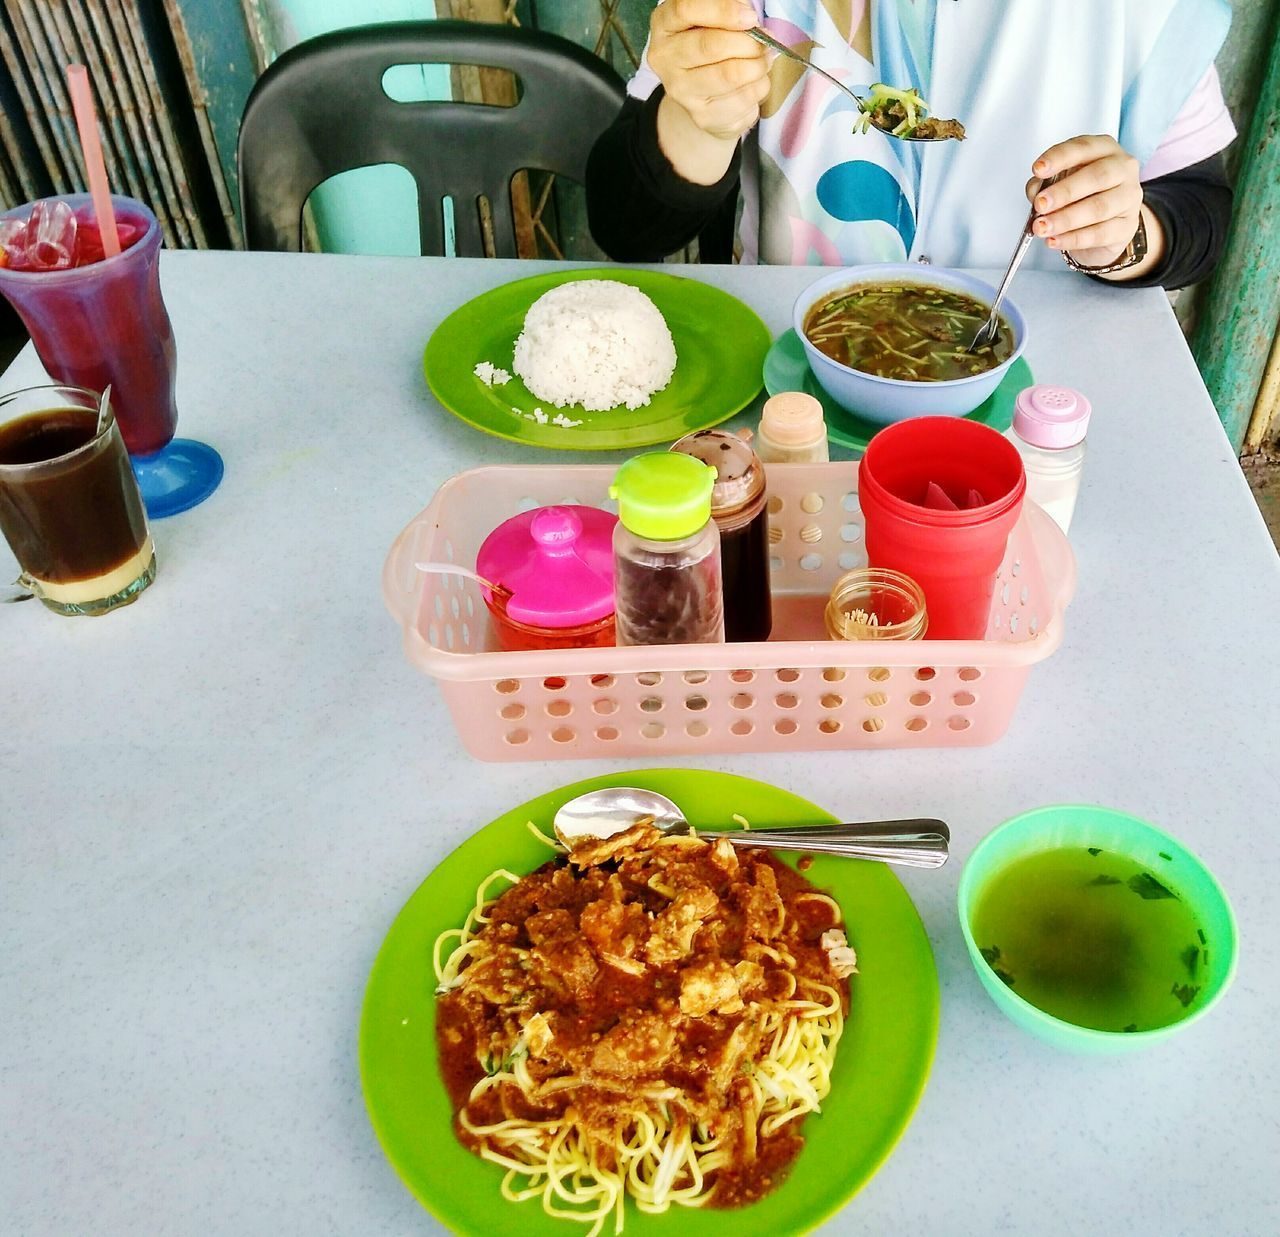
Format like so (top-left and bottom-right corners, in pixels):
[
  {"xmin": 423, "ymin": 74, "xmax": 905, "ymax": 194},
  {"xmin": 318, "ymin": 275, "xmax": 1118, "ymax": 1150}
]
[{"xmin": 553, "ymin": 786, "xmax": 949, "ymax": 868}]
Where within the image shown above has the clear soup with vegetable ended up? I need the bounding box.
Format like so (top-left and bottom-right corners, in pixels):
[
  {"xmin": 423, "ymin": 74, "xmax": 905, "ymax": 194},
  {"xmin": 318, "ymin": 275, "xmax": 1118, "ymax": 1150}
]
[{"xmin": 803, "ymin": 282, "xmax": 1014, "ymax": 382}]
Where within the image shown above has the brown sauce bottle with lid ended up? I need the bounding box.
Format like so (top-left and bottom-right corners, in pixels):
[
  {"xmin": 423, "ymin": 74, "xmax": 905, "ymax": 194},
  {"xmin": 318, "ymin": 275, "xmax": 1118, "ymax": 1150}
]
[{"xmin": 671, "ymin": 430, "xmax": 772, "ymax": 643}]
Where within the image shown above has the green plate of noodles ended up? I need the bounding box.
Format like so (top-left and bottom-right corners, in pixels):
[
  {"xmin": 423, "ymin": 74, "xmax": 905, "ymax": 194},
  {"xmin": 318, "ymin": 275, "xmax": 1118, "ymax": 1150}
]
[
  {"xmin": 360, "ymin": 769, "xmax": 938, "ymax": 1236},
  {"xmin": 424, "ymin": 269, "xmax": 771, "ymax": 451}
]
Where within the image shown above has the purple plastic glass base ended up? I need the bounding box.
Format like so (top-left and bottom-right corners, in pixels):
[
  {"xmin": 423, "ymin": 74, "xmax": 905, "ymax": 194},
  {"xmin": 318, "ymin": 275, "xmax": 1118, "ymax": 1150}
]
[{"xmin": 132, "ymin": 438, "xmax": 224, "ymax": 519}]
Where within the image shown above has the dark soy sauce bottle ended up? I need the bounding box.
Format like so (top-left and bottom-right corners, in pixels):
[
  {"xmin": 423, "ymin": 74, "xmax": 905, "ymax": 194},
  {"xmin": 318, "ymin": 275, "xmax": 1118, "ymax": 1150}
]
[{"xmin": 671, "ymin": 430, "xmax": 771, "ymax": 643}]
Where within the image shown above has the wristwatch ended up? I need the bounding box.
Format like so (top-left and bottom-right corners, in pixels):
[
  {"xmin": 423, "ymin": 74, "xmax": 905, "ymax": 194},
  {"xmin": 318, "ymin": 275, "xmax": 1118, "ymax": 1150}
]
[{"xmin": 1062, "ymin": 210, "xmax": 1148, "ymax": 274}]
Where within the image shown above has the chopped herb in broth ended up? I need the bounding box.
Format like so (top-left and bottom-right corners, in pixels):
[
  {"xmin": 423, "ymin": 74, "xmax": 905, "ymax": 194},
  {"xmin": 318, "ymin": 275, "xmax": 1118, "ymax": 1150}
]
[
  {"xmin": 972, "ymin": 847, "xmax": 1207, "ymax": 1033},
  {"xmin": 804, "ymin": 282, "xmax": 1014, "ymax": 382}
]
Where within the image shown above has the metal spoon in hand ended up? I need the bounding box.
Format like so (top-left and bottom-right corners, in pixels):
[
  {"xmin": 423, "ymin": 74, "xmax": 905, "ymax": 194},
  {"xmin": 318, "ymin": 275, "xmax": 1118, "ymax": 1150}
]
[
  {"xmin": 747, "ymin": 27, "xmax": 957, "ymax": 143},
  {"xmin": 968, "ymin": 171, "xmax": 1066, "ymax": 352},
  {"xmin": 553, "ymin": 787, "xmax": 949, "ymax": 869}
]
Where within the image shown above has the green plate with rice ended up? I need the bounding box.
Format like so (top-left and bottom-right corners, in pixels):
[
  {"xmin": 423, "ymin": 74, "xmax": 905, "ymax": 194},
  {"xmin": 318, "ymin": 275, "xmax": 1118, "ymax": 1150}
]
[{"xmin": 424, "ymin": 268, "xmax": 771, "ymax": 451}]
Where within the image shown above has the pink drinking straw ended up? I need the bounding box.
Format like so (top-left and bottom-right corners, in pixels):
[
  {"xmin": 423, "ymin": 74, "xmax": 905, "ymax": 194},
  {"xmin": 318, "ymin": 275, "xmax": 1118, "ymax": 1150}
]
[{"xmin": 66, "ymin": 64, "xmax": 121, "ymax": 258}]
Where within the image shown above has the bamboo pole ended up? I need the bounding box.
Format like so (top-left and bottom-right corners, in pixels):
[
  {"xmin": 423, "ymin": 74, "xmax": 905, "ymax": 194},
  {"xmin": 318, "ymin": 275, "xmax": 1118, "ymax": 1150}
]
[
  {"xmin": 1191, "ymin": 23, "xmax": 1280, "ymax": 452},
  {"xmin": 1244, "ymin": 327, "xmax": 1280, "ymax": 454}
]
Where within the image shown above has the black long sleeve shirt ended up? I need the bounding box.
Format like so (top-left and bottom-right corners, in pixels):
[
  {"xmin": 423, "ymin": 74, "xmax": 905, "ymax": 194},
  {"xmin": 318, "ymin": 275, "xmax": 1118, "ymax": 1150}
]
[{"xmin": 586, "ymin": 87, "xmax": 1232, "ymax": 290}]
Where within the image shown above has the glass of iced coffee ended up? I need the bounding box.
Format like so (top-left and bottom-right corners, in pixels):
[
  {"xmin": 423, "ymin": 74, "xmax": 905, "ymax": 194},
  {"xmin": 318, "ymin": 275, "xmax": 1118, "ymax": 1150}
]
[{"xmin": 0, "ymin": 384, "xmax": 155, "ymax": 615}]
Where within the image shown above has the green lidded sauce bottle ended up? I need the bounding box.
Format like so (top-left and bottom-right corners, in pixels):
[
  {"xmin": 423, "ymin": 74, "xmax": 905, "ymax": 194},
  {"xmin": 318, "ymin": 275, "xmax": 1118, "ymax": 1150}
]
[{"xmin": 609, "ymin": 453, "xmax": 724, "ymax": 646}]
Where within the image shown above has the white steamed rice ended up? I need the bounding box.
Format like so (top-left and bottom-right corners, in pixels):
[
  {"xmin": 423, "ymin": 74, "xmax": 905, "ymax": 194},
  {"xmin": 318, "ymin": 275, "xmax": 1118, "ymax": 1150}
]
[{"xmin": 512, "ymin": 279, "xmax": 677, "ymax": 412}]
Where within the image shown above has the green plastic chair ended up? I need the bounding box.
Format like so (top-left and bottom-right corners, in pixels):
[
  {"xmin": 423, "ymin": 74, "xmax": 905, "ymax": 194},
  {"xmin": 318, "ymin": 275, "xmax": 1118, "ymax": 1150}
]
[{"xmin": 238, "ymin": 20, "xmax": 625, "ymax": 256}]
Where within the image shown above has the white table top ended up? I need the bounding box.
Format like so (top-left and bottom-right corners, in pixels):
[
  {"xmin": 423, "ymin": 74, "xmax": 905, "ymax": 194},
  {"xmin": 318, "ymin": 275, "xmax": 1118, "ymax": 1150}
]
[{"xmin": 3, "ymin": 253, "xmax": 1278, "ymax": 1236}]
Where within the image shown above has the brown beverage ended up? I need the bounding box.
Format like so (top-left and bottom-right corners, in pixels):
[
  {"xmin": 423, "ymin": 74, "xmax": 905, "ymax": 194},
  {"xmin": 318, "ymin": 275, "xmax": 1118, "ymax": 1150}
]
[{"xmin": 0, "ymin": 385, "xmax": 154, "ymax": 615}]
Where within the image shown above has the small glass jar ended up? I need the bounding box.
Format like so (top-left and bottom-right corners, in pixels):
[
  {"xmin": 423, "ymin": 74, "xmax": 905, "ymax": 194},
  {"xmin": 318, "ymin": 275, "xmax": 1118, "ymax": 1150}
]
[{"xmin": 824, "ymin": 568, "xmax": 927, "ymax": 641}]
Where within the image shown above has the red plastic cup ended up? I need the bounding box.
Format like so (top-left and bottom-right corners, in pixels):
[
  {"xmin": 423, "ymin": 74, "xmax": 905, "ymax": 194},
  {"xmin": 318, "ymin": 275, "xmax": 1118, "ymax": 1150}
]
[{"xmin": 858, "ymin": 417, "xmax": 1026, "ymax": 640}]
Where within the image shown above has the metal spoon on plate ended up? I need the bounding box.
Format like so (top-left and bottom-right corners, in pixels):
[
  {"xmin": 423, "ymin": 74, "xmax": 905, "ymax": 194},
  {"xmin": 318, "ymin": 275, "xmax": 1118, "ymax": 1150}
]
[{"xmin": 553, "ymin": 786, "xmax": 949, "ymax": 868}]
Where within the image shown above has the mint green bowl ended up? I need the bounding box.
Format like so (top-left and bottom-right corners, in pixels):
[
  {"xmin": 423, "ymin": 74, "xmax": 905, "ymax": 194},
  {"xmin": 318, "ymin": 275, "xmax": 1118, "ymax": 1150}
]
[{"xmin": 957, "ymin": 805, "xmax": 1237, "ymax": 1054}]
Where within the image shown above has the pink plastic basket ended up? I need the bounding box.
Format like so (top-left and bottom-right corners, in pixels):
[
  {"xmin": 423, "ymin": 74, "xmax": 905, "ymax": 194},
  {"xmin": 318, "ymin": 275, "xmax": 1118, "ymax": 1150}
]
[{"xmin": 383, "ymin": 463, "xmax": 1076, "ymax": 761}]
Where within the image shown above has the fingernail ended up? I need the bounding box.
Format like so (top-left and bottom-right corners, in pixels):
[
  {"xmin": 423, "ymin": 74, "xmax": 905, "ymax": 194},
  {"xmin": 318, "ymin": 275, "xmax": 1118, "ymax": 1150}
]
[
  {"xmin": 1034, "ymin": 220, "xmax": 1048, "ymax": 235},
  {"xmin": 1034, "ymin": 160, "xmax": 1049, "ymax": 175},
  {"xmin": 1047, "ymin": 238, "xmax": 1059, "ymax": 248},
  {"xmin": 1036, "ymin": 195, "xmax": 1051, "ymax": 211}
]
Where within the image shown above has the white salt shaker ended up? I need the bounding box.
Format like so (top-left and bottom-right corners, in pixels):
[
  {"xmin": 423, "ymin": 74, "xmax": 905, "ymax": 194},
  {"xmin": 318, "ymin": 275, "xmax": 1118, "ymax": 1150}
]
[
  {"xmin": 756, "ymin": 391, "xmax": 829, "ymax": 464},
  {"xmin": 1005, "ymin": 385, "xmax": 1090, "ymax": 533}
]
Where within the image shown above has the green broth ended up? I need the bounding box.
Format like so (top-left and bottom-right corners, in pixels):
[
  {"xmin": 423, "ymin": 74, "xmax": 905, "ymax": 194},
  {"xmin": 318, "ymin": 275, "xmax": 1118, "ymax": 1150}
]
[
  {"xmin": 971, "ymin": 847, "xmax": 1207, "ymax": 1033},
  {"xmin": 804, "ymin": 282, "xmax": 1013, "ymax": 382}
]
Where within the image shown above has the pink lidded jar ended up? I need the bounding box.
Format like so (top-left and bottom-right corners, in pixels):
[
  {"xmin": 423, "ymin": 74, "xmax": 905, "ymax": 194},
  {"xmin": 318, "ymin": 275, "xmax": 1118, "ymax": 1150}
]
[{"xmin": 476, "ymin": 505, "xmax": 617, "ymax": 651}]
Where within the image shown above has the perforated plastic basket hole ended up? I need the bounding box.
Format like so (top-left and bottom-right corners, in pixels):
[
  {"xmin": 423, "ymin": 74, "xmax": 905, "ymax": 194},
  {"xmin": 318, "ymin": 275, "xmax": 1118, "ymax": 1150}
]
[
  {"xmin": 495, "ymin": 679, "xmax": 520, "ymax": 694},
  {"xmin": 770, "ymin": 555, "xmax": 784, "ymax": 572},
  {"xmin": 799, "ymin": 524, "xmax": 822, "ymax": 544},
  {"xmin": 636, "ymin": 672, "xmax": 662, "ymax": 687},
  {"xmin": 822, "ymin": 668, "xmax": 846, "ymax": 682},
  {"xmin": 775, "ymin": 692, "xmax": 799, "ymax": 709},
  {"xmin": 641, "ymin": 722, "xmax": 666, "ymax": 740},
  {"xmin": 914, "ymin": 667, "xmax": 936, "ymax": 681},
  {"xmin": 434, "ymin": 595, "xmax": 444, "ymax": 619},
  {"xmin": 590, "ymin": 674, "xmax": 615, "ymax": 689},
  {"xmin": 730, "ymin": 719, "xmax": 754, "ymax": 737},
  {"xmin": 1029, "ymin": 616, "xmax": 1040, "ymax": 636},
  {"xmin": 461, "ymin": 623, "xmax": 472, "ymax": 646},
  {"xmin": 451, "ymin": 595, "xmax": 461, "ymax": 619},
  {"xmin": 1009, "ymin": 613, "xmax": 1020, "ymax": 634},
  {"xmin": 465, "ymin": 595, "xmax": 475, "ymax": 618},
  {"xmin": 639, "ymin": 696, "xmax": 664, "ymax": 713},
  {"xmin": 799, "ymin": 553, "xmax": 823, "ymax": 572},
  {"xmin": 862, "ymin": 717, "xmax": 885, "ymax": 733},
  {"xmin": 428, "ymin": 623, "xmax": 440, "ymax": 646},
  {"xmin": 865, "ymin": 691, "xmax": 889, "ymax": 708},
  {"xmin": 543, "ymin": 676, "xmax": 567, "ymax": 691},
  {"xmin": 839, "ymin": 523, "xmax": 861, "ymax": 542},
  {"xmin": 505, "ymin": 728, "xmax": 530, "ymax": 745},
  {"xmin": 905, "ymin": 717, "xmax": 928, "ymax": 732},
  {"xmin": 776, "ymin": 668, "xmax": 800, "ymax": 683},
  {"xmin": 769, "ymin": 525, "xmax": 784, "ymax": 545},
  {"xmin": 1012, "ymin": 558, "xmax": 1022, "ymax": 576},
  {"xmin": 546, "ymin": 700, "xmax": 572, "ymax": 718},
  {"xmin": 500, "ymin": 703, "xmax": 525, "ymax": 721},
  {"xmin": 774, "ymin": 718, "xmax": 798, "ymax": 736},
  {"xmin": 592, "ymin": 698, "xmax": 618, "ymax": 716},
  {"xmin": 818, "ymin": 718, "xmax": 842, "ymax": 735},
  {"xmin": 868, "ymin": 667, "xmax": 890, "ymax": 683},
  {"xmin": 953, "ymin": 691, "xmax": 976, "ymax": 707},
  {"xmin": 768, "ymin": 496, "xmax": 784, "ymax": 515},
  {"xmin": 683, "ymin": 670, "xmax": 708, "ymax": 685},
  {"xmin": 1020, "ymin": 584, "xmax": 1030, "ymax": 606},
  {"xmin": 551, "ymin": 726, "xmax": 576, "ymax": 744},
  {"xmin": 516, "ymin": 496, "xmax": 538, "ymax": 513},
  {"xmin": 445, "ymin": 628, "xmax": 455, "ymax": 650},
  {"xmin": 596, "ymin": 726, "xmax": 619, "ymax": 741},
  {"xmin": 730, "ymin": 669, "xmax": 755, "ymax": 684},
  {"xmin": 1001, "ymin": 582, "xmax": 1011, "ymax": 605},
  {"xmin": 685, "ymin": 695, "xmax": 709, "ymax": 712},
  {"xmin": 820, "ymin": 693, "xmax": 844, "ymax": 709},
  {"xmin": 910, "ymin": 691, "xmax": 932, "ymax": 707},
  {"xmin": 838, "ymin": 553, "xmax": 860, "ymax": 571},
  {"xmin": 686, "ymin": 720, "xmax": 709, "ymax": 738},
  {"xmin": 730, "ymin": 693, "xmax": 754, "ymax": 710},
  {"xmin": 443, "ymin": 539, "xmax": 456, "ymax": 562},
  {"xmin": 948, "ymin": 716, "xmax": 971, "ymax": 731},
  {"xmin": 841, "ymin": 492, "xmax": 858, "ymax": 512},
  {"xmin": 800, "ymin": 492, "xmax": 824, "ymax": 514}
]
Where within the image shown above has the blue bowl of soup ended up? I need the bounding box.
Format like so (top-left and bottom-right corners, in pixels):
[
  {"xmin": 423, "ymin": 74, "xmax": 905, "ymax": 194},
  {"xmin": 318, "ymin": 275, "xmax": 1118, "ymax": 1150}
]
[{"xmin": 793, "ymin": 264, "xmax": 1028, "ymax": 424}]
